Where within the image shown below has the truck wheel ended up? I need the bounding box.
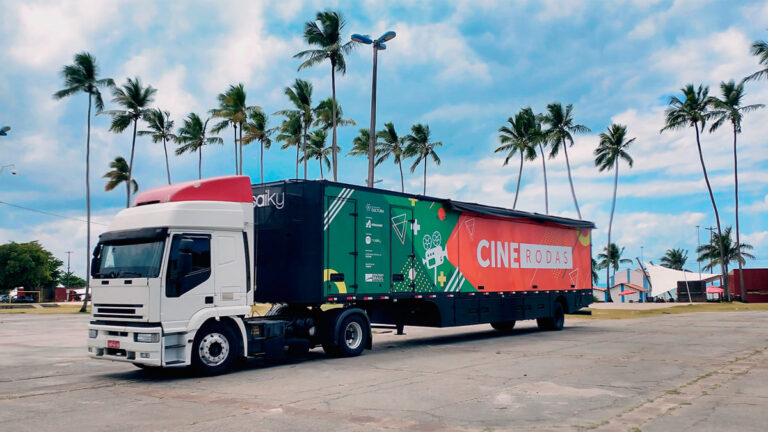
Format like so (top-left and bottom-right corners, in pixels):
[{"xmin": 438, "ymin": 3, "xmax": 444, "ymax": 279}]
[
  {"xmin": 491, "ymin": 321, "xmax": 516, "ymax": 333},
  {"xmin": 537, "ymin": 302, "xmax": 565, "ymax": 331},
  {"xmin": 335, "ymin": 314, "xmax": 369, "ymax": 357},
  {"xmin": 265, "ymin": 304, "xmax": 288, "ymax": 317},
  {"xmin": 192, "ymin": 322, "xmax": 238, "ymax": 375}
]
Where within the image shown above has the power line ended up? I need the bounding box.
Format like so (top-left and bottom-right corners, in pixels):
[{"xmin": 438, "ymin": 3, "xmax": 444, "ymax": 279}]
[{"xmin": 0, "ymin": 200, "xmax": 109, "ymax": 226}]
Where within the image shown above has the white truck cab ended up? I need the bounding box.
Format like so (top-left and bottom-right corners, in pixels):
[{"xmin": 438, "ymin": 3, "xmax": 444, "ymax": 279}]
[{"xmin": 88, "ymin": 177, "xmax": 255, "ymax": 372}]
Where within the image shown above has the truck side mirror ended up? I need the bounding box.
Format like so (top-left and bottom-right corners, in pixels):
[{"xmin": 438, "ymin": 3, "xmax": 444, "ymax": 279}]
[{"xmin": 90, "ymin": 245, "xmax": 102, "ymax": 278}]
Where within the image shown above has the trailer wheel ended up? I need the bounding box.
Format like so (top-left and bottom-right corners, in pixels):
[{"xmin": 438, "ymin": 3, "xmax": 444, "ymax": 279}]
[
  {"xmin": 490, "ymin": 321, "xmax": 516, "ymax": 333},
  {"xmin": 537, "ymin": 301, "xmax": 565, "ymax": 331},
  {"xmin": 339, "ymin": 314, "xmax": 368, "ymax": 357},
  {"xmin": 192, "ymin": 322, "xmax": 238, "ymax": 375}
]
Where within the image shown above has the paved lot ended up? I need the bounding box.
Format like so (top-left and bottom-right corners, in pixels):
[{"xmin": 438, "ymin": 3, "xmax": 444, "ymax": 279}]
[{"xmin": 0, "ymin": 311, "xmax": 766, "ymax": 432}]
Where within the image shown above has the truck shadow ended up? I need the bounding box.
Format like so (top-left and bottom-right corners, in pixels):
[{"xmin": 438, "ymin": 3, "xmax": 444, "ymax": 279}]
[{"xmin": 103, "ymin": 323, "xmax": 595, "ymax": 382}]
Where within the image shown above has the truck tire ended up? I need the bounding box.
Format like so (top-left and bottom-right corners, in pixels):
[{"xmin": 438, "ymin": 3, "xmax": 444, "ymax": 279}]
[
  {"xmin": 537, "ymin": 301, "xmax": 565, "ymax": 331},
  {"xmin": 192, "ymin": 322, "xmax": 238, "ymax": 375},
  {"xmin": 337, "ymin": 314, "xmax": 368, "ymax": 357},
  {"xmin": 265, "ymin": 304, "xmax": 288, "ymax": 317},
  {"xmin": 491, "ymin": 321, "xmax": 516, "ymax": 333}
]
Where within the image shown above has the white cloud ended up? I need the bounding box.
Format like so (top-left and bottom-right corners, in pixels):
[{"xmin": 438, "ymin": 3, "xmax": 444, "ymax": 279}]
[
  {"xmin": 651, "ymin": 28, "xmax": 756, "ymax": 87},
  {"xmin": 536, "ymin": 0, "xmax": 587, "ymax": 21},
  {"xmin": 372, "ymin": 20, "xmax": 492, "ymax": 84},
  {"xmin": 628, "ymin": 0, "xmax": 713, "ymax": 40},
  {"xmin": 742, "ymin": 194, "xmax": 768, "ymax": 213},
  {"xmin": 5, "ymin": 1, "xmax": 124, "ymax": 69}
]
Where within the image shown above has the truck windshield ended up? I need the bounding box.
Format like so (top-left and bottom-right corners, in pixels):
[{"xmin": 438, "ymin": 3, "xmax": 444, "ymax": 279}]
[{"xmin": 96, "ymin": 240, "xmax": 165, "ymax": 279}]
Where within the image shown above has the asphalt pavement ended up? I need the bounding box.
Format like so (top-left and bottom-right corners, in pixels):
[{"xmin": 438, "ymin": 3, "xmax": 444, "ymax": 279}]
[{"xmin": 0, "ymin": 311, "xmax": 766, "ymax": 431}]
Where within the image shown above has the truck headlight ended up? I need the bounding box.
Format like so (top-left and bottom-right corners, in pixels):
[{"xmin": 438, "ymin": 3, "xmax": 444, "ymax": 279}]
[
  {"xmin": 135, "ymin": 333, "xmax": 160, "ymax": 343},
  {"xmin": 89, "ymin": 329, "xmax": 98, "ymax": 338}
]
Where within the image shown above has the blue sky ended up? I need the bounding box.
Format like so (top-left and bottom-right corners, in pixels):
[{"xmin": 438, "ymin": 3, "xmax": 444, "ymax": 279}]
[{"xmin": 1, "ymin": 0, "xmax": 767, "ymax": 281}]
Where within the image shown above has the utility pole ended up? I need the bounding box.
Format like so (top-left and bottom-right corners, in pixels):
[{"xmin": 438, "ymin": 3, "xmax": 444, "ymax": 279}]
[
  {"xmin": 696, "ymin": 225, "xmax": 701, "ymax": 280},
  {"xmin": 65, "ymin": 251, "xmax": 73, "ymax": 301}
]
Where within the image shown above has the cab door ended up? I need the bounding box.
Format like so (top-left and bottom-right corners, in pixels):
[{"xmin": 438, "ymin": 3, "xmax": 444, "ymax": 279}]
[{"xmin": 162, "ymin": 233, "xmax": 214, "ymax": 329}]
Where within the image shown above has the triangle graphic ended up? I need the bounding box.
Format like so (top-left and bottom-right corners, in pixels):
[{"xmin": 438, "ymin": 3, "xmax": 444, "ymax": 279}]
[
  {"xmin": 463, "ymin": 218, "xmax": 475, "ymax": 237},
  {"xmin": 391, "ymin": 213, "xmax": 408, "ymax": 244}
]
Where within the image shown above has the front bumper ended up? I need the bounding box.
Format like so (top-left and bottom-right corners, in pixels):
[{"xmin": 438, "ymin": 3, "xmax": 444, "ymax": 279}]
[{"xmin": 88, "ymin": 322, "xmax": 163, "ymax": 367}]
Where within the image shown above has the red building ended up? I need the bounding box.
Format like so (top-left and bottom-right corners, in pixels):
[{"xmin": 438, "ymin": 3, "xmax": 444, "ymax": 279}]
[{"xmin": 729, "ymin": 269, "xmax": 768, "ymax": 303}]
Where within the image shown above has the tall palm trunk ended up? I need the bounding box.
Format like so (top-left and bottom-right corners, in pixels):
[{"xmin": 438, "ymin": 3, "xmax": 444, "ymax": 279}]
[
  {"xmin": 423, "ymin": 158, "xmax": 427, "ymax": 195},
  {"xmin": 260, "ymin": 141, "xmax": 264, "ymax": 184},
  {"xmin": 127, "ymin": 119, "xmax": 138, "ymax": 207},
  {"xmin": 513, "ymin": 152, "xmax": 523, "ymax": 210},
  {"xmin": 562, "ymin": 138, "xmax": 581, "ymax": 219},
  {"xmin": 162, "ymin": 137, "xmax": 171, "ymax": 184},
  {"xmin": 605, "ymin": 160, "xmax": 619, "ymax": 303},
  {"xmin": 539, "ymin": 143, "xmax": 549, "ymax": 214},
  {"xmin": 198, "ymin": 147, "xmax": 202, "ymax": 180},
  {"xmin": 239, "ymin": 125, "xmax": 244, "ymax": 175},
  {"xmin": 733, "ymin": 123, "xmax": 745, "ymax": 301},
  {"xmin": 303, "ymin": 123, "xmax": 309, "ymax": 180},
  {"xmin": 80, "ymin": 94, "xmax": 92, "ymax": 313},
  {"xmin": 233, "ymin": 126, "xmax": 238, "ymax": 175},
  {"xmin": 331, "ymin": 65, "xmax": 338, "ymax": 182},
  {"xmin": 398, "ymin": 160, "xmax": 404, "ymax": 193},
  {"xmin": 295, "ymin": 143, "xmax": 299, "ymax": 179},
  {"xmin": 125, "ymin": 176, "xmax": 130, "ymax": 208},
  {"xmin": 694, "ymin": 123, "xmax": 729, "ymax": 300},
  {"xmin": 319, "ymin": 158, "xmax": 324, "ymax": 179}
]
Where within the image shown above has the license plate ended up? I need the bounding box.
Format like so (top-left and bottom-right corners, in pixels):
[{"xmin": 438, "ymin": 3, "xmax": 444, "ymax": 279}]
[{"xmin": 107, "ymin": 340, "xmax": 120, "ymax": 349}]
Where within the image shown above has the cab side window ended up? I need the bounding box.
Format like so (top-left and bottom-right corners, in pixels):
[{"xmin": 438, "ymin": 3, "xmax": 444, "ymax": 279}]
[{"xmin": 166, "ymin": 234, "xmax": 211, "ymax": 297}]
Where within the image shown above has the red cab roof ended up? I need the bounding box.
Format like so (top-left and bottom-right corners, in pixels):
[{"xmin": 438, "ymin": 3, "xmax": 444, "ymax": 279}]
[{"xmin": 132, "ymin": 176, "xmax": 252, "ymax": 206}]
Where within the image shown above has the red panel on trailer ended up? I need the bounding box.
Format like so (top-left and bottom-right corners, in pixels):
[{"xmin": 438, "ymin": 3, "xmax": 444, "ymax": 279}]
[
  {"xmin": 729, "ymin": 269, "xmax": 768, "ymax": 303},
  {"xmin": 132, "ymin": 176, "xmax": 252, "ymax": 206}
]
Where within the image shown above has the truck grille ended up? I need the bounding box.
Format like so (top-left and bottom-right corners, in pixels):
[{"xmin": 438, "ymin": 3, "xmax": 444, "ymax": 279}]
[{"xmin": 93, "ymin": 303, "xmax": 144, "ymax": 320}]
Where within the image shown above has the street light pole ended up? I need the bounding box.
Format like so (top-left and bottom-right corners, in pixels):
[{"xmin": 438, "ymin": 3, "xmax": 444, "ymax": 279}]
[
  {"xmin": 352, "ymin": 31, "xmax": 396, "ymax": 188},
  {"xmin": 65, "ymin": 251, "xmax": 72, "ymax": 301}
]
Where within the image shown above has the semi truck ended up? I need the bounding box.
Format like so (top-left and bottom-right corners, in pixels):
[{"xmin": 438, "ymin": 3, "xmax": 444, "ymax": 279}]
[{"xmin": 87, "ymin": 176, "xmax": 594, "ymax": 375}]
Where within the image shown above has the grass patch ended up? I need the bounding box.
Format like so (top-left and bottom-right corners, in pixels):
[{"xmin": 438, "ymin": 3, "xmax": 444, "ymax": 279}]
[
  {"xmin": 571, "ymin": 303, "xmax": 768, "ymax": 320},
  {"xmin": 0, "ymin": 304, "xmax": 90, "ymax": 314}
]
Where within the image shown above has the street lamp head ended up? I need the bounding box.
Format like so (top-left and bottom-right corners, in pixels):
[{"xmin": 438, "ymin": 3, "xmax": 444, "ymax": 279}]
[
  {"xmin": 351, "ymin": 34, "xmax": 373, "ymax": 44},
  {"xmin": 376, "ymin": 43, "xmax": 387, "ymax": 51},
  {"xmin": 0, "ymin": 126, "xmax": 10, "ymax": 136},
  {"xmin": 377, "ymin": 31, "xmax": 396, "ymax": 43}
]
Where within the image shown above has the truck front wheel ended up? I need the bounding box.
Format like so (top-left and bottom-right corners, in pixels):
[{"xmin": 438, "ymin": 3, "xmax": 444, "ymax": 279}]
[{"xmin": 192, "ymin": 322, "xmax": 238, "ymax": 375}]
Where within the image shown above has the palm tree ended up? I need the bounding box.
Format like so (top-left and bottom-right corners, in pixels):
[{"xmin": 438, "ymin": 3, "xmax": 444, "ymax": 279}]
[
  {"xmin": 303, "ymin": 129, "xmax": 332, "ymax": 179},
  {"xmin": 660, "ymin": 248, "xmax": 688, "ymax": 270},
  {"xmin": 591, "ymin": 258, "xmax": 600, "ymax": 288},
  {"xmin": 314, "ymin": 97, "xmax": 356, "ymax": 133},
  {"xmin": 295, "ymin": 10, "xmax": 357, "ymax": 182},
  {"xmin": 709, "ymin": 80, "xmax": 764, "ymax": 301},
  {"xmin": 276, "ymin": 79, "xmax": 314, "ymax": 179},
  {"xmin": 348, "ymin": 128, "xmax": 373, "ymax": 157},
  {"xmin": 543, "ymin": 103, "xmax": 591, "ymax": 219},
  {"xmin": 175, "ymin": 113, "xmax": 223, "ymax": 179},
  {"xmin": 240, "ymin": 109, "xmax": 273, "ymax": 184},
  {"xmin": 53, "ymin": 52, "xmax": 114, "ymax": 312},
  {"xmin": 376, "ymin": 122, "xmax": 408, "ymax": 193},
  {"xmin": 745, "ymin": 37, "xmax": 768, "ymax": 82},
  {"xmin": 274, "ymin": 112, "xmax": 304, "ymax": 178},
  {"xmin": 596, "ymin": 243, "xmax": 633, "ymax": 291},
  {"xmin": 138, "ymin": 109, "xmax": 175, "ymax": 184},
  {"xmin": 210, "ymin": 83, "xmax": 259, "ymax": 175},
  {"xmin": 661, "ymin": 84, "xmax": 730, "ymax": 300},
  {"xmin": 101, "ymin": 77, "xmax": 156, "ymax": 206},
  {"xmin": 594, "ymin": 124, "xmax": 635, "ymax": 302},
  {"xmin": 697, "ymin": 227, "xmax": 755, "ymax": 280},
  {"xmin": 103, "ymin": 156, "xmax": 138, "ymax": 207},
  {"xmin": 495, "ymin": 109, "xmax": 539, "ymax": 209},
  {"xmin": 404, "ymin": 123, "xmax": 442, "ymax": 195}
]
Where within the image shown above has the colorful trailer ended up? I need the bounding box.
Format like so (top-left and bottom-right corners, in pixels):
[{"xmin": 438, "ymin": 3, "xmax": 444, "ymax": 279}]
[{"xmin": 87, "ymin": 176, "xmax": 594, "ymax": 375}]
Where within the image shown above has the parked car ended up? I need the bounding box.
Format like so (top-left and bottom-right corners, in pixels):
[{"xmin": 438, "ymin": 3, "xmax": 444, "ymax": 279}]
[
  {"xmin": 12, "ymin": 296, "xmax": 36, "ymax": 303},
  {"xmin": 0, "ymin": 295, "xmax": 9, "ymax": 303}
]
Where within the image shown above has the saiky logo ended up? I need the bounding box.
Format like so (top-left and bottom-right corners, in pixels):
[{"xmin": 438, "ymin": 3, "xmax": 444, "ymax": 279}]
[{"xmin": 253, "ymin": 189, "xmax": 285, "ymax": 209}]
